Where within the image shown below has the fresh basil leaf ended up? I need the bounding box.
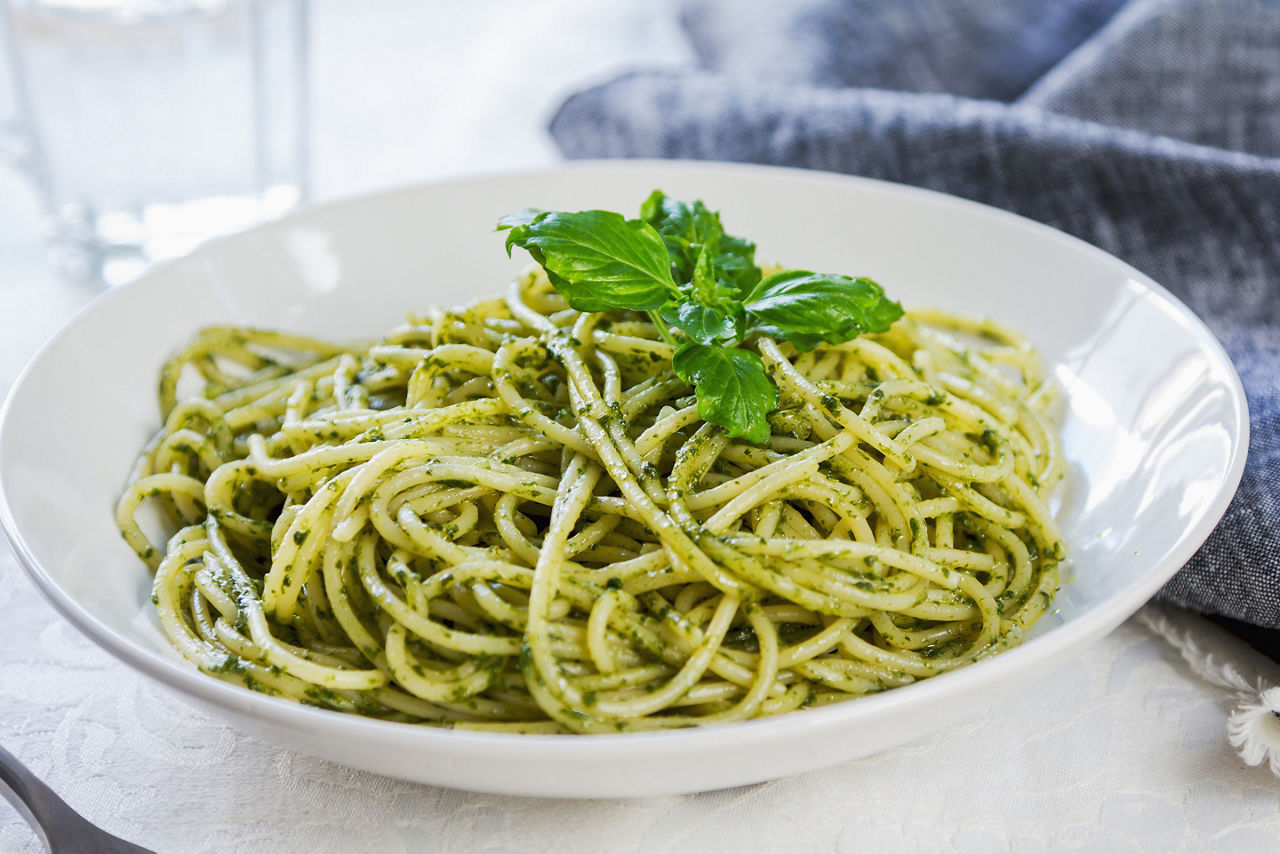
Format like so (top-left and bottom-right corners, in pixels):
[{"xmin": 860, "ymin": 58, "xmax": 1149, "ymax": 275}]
[
  {"xmin": 715, "ymin": 240, "xmax": 763, "ymax": 295},
  {"xmin": 640, "ymin": 190, "xmax": 761, "ymax": 295},
  {"xmin": 672, "ymin": 342, "xmax": 778, "ymax": 443},
  {"xmin": 498, "ymin": 209, "xmax": 678, "ymax": 312},
  {"xmin": 660, "ymin": 301, "xmax": 741, "ymax": 345},
  {"xmin": 640, "ymin": 190, "xmax": 718, "ymax": 280},
  {"xmin": 743, "ymin": 270, "xmax": 903, "ymax": 351},
  {"xmin": 690, "ymin": 232, "xmax": 719, "ymax": 304},
  {"xmin": 496, "ymin": 208, "xmax": 543, "ymax": 234},
  {"xmin": 660, "ymin": 241, "xmax": 747, "ymax": 343}
]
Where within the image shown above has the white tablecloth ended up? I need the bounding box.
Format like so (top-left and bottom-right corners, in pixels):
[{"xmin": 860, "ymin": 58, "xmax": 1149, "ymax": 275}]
[{"xmin": 1, "ymin": 3, "xmax": 1276, "ymax": 851}]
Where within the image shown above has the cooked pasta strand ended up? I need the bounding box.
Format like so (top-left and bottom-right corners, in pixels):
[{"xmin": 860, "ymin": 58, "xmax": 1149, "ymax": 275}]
[{"xmin": 118, "ymin": 267, "xmax": 1066, "ymax": 730}]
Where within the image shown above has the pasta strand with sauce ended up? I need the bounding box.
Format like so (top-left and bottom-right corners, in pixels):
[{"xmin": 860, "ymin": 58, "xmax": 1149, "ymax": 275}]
[{"xmin": 117, "ymin": 268, "xmax": 1065, "ymax": 733}]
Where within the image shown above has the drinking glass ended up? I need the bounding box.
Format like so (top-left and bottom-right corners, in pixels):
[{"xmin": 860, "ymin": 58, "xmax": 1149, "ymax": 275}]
[{"xmin": 0, "ymin": 0, "xmax": 309, "ymax": 285}]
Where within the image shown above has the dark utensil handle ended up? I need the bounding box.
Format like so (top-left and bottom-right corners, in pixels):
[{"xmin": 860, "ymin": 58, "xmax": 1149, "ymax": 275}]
[{"xmin": 0, "ymin": 745, "xmax": 154, "ymax": 853}]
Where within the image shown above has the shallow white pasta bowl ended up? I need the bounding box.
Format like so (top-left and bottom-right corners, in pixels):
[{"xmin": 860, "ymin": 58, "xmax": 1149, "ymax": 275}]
[{"xmin": 0, "ymin": 162, "xmax": 1248, "ymax": 797}]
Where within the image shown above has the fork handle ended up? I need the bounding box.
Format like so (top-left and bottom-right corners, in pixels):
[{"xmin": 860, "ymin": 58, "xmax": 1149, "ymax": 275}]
[
  {"xmin": 0, "ymin": 744, "xmax": 153, "ymax": 853},
  {"xmin": 0, "ymin": 745, "xmax": 58, "ymax": 851}
]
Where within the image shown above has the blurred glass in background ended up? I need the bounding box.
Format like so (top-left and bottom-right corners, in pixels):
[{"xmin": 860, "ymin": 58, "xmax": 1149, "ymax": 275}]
[{"xmin": 0, "ymin": 0, "xmax": 308, "ymax": 285}]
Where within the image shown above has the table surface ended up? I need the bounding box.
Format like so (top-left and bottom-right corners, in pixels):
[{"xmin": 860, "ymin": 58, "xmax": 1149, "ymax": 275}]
[{"xmin": 1, "ymin": 3, "xmax": 1277, "ymax": 852}]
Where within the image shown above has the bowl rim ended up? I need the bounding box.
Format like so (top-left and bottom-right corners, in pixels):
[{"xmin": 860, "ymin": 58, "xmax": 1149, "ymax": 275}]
[{"xmin": 0, "ymin": 159, "xmax": 1251, "ymax": 760}]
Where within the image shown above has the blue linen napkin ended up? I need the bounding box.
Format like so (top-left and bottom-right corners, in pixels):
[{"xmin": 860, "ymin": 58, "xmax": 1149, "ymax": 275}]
[{"xmin": 548, "ymin": 0, "xmax": 1280, "ymax": 630}]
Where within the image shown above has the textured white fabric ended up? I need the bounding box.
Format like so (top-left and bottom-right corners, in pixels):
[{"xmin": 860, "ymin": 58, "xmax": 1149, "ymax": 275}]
[{"xmin": 1, "ymin": 2, "xmax": 1277, "ymax": 852}]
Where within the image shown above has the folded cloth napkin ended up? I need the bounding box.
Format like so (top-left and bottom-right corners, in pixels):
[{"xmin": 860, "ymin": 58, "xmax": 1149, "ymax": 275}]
[{"xmin": 549, "ymin": 0, "xmax": 1280, "ymax": 630}]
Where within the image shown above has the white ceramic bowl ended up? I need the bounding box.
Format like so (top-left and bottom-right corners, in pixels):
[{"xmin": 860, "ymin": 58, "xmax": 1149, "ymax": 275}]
[{"xmin": 0, "ymin": 162, "xmax": 1248, "ymax": 797}]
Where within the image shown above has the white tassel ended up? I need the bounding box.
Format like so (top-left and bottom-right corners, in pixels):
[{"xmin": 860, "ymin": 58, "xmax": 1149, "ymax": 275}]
[
  {"xmin": 1226, "ymin": 687, "xmax": 1280, "ymax": 776},
  {"xmin": 1136, "ymin": 605, "xmax": 1280, "ymax": 777}
]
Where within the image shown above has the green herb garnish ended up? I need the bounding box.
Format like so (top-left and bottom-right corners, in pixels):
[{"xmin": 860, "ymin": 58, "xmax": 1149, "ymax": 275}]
[{"xmin": 498, "ymin": 190, "xmax": 903, "ymax": 442}]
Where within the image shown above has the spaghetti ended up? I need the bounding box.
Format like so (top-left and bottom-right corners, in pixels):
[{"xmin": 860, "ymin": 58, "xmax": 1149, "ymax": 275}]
[{"xmin": 117, "ymin": 267, "xmax": 1065, "ymax": 733}]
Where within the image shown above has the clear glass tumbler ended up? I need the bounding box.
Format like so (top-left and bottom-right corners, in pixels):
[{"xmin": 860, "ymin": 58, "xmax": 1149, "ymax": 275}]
[{"xmin": 0, "ymin": 0, "xmax": 309, "ymax": 284}]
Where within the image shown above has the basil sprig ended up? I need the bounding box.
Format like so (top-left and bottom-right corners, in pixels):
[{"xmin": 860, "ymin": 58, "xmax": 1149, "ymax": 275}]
[{"xmin": 498, "ymin": 190, "xmax": 904, "ymax": 443}]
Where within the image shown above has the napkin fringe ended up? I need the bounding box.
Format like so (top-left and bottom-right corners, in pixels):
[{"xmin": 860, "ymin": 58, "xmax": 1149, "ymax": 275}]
[{"xmin": 1138, "ymin": 606, "xmax": 1280, "ymax": 777}]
